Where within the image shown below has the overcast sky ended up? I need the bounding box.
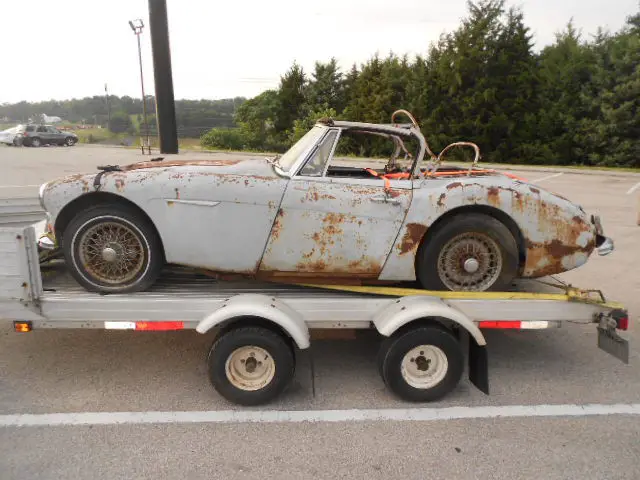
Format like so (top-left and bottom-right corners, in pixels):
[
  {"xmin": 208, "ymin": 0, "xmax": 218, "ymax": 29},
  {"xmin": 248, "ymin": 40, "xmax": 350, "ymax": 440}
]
[{"xmin": 0, "ymin": 0, "xmax": 637, "ymax": 104}]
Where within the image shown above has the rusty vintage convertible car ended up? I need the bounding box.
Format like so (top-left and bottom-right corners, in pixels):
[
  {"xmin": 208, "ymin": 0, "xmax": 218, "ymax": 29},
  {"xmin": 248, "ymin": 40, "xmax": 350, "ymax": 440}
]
[{"xmin": 38, "ymin": 110, "xmax": 613, "ymax": 293}]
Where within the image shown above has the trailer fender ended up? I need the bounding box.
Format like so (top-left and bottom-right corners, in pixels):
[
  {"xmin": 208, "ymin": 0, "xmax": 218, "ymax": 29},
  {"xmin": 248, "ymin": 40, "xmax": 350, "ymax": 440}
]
[
  {"xmin": 372, "ymin": 295, "xmax": 487, "ymax": 346},
  {"xmin": 196, "ymin": 293, "xmax": 310, "ymax": 349}
]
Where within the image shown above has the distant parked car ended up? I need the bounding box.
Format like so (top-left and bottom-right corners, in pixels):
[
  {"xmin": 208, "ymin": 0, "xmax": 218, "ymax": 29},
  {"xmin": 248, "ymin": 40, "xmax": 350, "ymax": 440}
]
[
  {"xmin": 0, "ymin": 125, "xmax": 22, "ymax": 146},
  {"xmin": 17, "ymin": 124, "xmax": 78, "ymax": 147}
]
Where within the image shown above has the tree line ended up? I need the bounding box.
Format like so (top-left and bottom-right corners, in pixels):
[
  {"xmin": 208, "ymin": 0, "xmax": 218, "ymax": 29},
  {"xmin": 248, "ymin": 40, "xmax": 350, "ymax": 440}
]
[
  {"xmin": 0, "ymin": 96, "xmax": 246, "ymax": 138},
  {"xmin": 201, "ymin": 0, "xmax": 639, "ymax": 168}
]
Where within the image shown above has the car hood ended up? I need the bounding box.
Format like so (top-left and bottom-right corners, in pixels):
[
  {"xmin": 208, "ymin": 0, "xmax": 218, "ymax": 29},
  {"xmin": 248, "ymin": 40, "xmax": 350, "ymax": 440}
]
[
  {"xmin": 45, "ymin": 156, "xmax": 279, "ymax": 187},
  {"xmin": 115, "ymin": 156, "xmax": 277, "ymax": 177},
  {"xmin": 40, "ymin": 156, "xmax": 281, "ymax": 212}
]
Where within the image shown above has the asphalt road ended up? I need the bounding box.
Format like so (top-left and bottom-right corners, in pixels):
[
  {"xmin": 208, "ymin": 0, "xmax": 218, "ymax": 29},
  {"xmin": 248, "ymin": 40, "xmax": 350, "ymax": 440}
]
[{"xmin": 1, "ymin": 144, "xmax": 639, "ymax": 479}]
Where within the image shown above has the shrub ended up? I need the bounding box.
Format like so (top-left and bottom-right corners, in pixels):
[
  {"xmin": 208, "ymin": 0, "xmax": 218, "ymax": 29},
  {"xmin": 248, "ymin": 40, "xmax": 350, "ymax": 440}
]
[{"xmin": 200, "ymin": 128, "xmax": 248, "ymax": 150}]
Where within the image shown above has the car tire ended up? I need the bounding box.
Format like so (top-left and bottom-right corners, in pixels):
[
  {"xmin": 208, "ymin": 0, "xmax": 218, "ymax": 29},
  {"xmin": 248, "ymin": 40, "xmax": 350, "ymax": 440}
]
[
  {"xmin": 62, "ymin": 204, "xmax": 164, "ymax": 293},
  {"xmin": 30, "ymin": 137, "xmax": 41, "ymax": 147},
  {"xmin": 379, "ymin": 324, "xmax": 464, "ymax": 402},
  {"xmin": 207, "ymin": 326, "xmax": 296, "ymax": 406},
  {"xmin": 65, "ymin": 137, "xmax": 76, "ymax": 146},
  {"xmin": 417, "ymin": 213, "xmax": 518, "ymax": 292}
]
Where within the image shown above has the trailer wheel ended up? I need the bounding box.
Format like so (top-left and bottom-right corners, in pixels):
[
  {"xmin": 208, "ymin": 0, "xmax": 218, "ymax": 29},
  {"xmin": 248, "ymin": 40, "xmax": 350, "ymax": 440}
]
[
  {"xmin": 379, "ymin": 325, "xmax": 464, "ymax": 402},
  {"xmin": 207, "ymin": 326, "xmax": 295, "ymax": 406}
]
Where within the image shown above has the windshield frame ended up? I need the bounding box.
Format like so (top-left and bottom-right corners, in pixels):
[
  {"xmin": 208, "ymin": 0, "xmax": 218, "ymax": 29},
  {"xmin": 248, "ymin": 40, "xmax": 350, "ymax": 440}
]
[{"xmin": 273, "ymin": 124, "xmax": 329, "ymax": 177}]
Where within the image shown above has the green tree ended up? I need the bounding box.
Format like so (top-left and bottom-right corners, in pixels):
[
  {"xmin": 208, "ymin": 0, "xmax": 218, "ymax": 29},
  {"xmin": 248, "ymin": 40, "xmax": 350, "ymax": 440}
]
[
  {"xmin": 534, "ymin": 21, "xmax": 598, "ymax": 165},
  {"xmin": 582, "ymin": 12, "xmax": 640, "ymax": 167},
  {"xmin": 343, "ymin": 53, "xmax": 412, "ymax": 125},
  {"xmin": 234, "ymin": 90, "xmax": 281, "ymax": 150},
  {"xmin": 108, "ymin": 111, "xmax": 132, "ymax": 133},
  {"xmin": 417, "ymin": 1, "xmax": 540, "ymax": 162},
  {"xmin": 289, "ymin": 107, "xmax": 338, "ymax": 143},
  {"xmin": 274, "ymin": 62, "xmax": 307, "ymax": 137},
  {"xmin": 305, "ymin": 58, "xmax": 345, "ymax": 113}
]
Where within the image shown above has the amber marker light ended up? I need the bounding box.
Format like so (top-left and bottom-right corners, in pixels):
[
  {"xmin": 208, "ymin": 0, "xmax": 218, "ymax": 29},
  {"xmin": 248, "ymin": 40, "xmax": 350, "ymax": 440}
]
[{"xmin": 14, "ymin": 321, "xmax": 32, "ymax": 333}]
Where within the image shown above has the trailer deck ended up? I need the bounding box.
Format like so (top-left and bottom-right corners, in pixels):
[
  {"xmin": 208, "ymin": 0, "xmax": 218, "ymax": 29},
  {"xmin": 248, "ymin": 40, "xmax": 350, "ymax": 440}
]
[
  {"xmin": 0, "ymin": 198, "xmax": 631, "ymax": 405},
  {"xmin": 30, "ymin": 264, "xmax": 623, "ymax": 331}
]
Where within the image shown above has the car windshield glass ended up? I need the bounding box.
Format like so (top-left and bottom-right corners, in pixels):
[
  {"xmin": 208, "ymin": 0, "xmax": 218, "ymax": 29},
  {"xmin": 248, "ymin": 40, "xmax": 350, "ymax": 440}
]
[{"xmin": 276, "ymin": 125, "xmax": 327, "ymax": 173}]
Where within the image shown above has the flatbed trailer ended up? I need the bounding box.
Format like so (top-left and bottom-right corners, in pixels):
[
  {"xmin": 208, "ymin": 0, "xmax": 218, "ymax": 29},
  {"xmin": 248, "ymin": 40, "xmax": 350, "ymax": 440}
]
[{"xmin": 0, "ymin": 198, "xmax": 631, "ymax": 406}]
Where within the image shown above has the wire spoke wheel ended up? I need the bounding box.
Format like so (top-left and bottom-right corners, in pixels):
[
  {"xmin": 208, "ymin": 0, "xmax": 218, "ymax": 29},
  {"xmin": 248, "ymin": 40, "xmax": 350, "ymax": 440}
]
[
  {"xmin": 77, "ymin": 221, "xmax": 146, "ymax": 285},
  {"xmin": 437, "ymin": 232, "xmax": 503, "ymax": 291}
]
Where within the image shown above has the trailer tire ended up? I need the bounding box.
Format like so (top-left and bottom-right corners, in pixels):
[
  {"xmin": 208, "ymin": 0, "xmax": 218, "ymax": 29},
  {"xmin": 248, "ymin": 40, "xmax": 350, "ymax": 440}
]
[
  {"xmin": 207, "ymin": 326, "xmax": 295, "ymax": 406},
  {"xmin": 377, "ymin": 322, "xmax": 449, "ymax": 385},
  {"xmin": 379, "ymin": 325, "xmax": 463, "ymax": 402}
]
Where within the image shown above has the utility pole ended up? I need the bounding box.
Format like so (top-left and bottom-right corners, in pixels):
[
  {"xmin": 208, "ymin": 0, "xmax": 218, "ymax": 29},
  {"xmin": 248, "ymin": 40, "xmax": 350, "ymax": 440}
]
[
  {"xmin": 104, "ymin": 83, "xmax": 111, "ymax": 131},
  {"xmin": 148, "ymin": 0, "xmax": 178, "ymax": 154},
  {"xmin": 129, "ymin": 19, "xmax": 151, "ymax": 154}
]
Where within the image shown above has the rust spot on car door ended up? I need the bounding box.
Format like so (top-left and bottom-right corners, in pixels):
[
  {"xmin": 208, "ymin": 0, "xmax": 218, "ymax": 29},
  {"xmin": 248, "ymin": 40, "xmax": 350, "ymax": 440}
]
[
  {"xmin": 270, "ymin": 208, "xmax": 285, "ymax": 240},
  {"xmin": 398, "ymin": 223, "xmax": 428, "ymax": 255}
]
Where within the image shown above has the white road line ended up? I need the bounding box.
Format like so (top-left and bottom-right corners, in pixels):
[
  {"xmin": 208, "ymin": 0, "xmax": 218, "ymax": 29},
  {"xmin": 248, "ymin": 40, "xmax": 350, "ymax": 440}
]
[
  {"xmin": 531, "ymin": 172, "xmax": 564, "ymax": 183},
  {"xmin": 627, "ymin": 182, "xmax": 640, "ymax": 195},
  {"xmin": 0, "ymin": 184, "xmax": 40, "ymax": 189},
  {"xmin": 1, "ymin": 403, "xmax": 639, "ymax": 428}
]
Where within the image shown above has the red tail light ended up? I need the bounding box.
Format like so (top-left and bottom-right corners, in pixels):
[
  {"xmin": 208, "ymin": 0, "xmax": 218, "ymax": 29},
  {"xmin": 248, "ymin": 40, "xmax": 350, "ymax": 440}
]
[
  {"xmin": 135, "ymin": 321, "xmax": 184, "ymax": 331},
  {"xmin": 617, "ymin": 316, "xmax": 629, "ymax": 331}
]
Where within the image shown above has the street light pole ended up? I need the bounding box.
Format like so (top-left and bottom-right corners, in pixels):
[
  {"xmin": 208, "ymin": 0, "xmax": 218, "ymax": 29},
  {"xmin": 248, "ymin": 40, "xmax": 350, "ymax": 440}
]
[
  {"xmin": 104, "ymin": 83, "xmax": 111, "ymax": 131},
  {"xmin": 129, "ymin": 19, "xmax": 150, "ymax": 154}
]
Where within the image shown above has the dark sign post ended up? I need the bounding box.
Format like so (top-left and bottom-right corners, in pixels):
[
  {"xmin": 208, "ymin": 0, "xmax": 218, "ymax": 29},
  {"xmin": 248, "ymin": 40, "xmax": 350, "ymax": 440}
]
[{"xmin": 148, "ymin": 0, "xmax": 178, "ymax": 154}]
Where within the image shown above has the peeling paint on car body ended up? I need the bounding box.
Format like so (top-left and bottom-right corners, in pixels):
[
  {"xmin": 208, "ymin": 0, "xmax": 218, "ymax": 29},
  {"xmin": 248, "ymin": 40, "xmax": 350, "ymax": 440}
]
[
  {"xmin": 41, "ymin": 157, "xmax": 289, "ymax": 275},
  {"xmin": 38, "ymin": 114, "xmax": 608, "ymax": 291},
  {"xmin": 379, "ymin": 174, "xmax": 598, "ymax": 281},
  {"xmin": 258, "ymin": 175, "xmax": 413, "ymax": 276}
]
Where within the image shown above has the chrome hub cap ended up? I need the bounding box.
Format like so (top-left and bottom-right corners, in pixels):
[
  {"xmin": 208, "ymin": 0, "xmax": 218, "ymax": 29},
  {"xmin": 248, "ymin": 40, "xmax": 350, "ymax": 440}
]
[
  {"xmin": 101, "ymin": 246, "xmax": 118, "ymax": 263},
  {"xmin": 401, "ymin": 345, "xmax": 448, "ymax": 389},
  {"xmin": 463, "ymin": 258, "xmax": 480, "ymax": 273},
  {"xmin": 225, "ymin": 346, "xmax": 275, "ymax": 391},
  {"xmin": 78, "ymin": 221, "xmax": 145, "ymax": 285},
  {"xmin": 437, "ymin": 232, "xmax": 502, "ymax": 291}
]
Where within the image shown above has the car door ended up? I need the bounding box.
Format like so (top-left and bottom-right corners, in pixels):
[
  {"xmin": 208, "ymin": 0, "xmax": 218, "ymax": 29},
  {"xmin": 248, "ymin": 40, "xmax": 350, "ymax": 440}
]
[
  {"xmin": 47, "ymin": 126, "xmax": 64, "ymax": 144},
  {"xmin": 259, "ymin": 128, "xmax": 413, "ymax": 277},
  {"xmin": 35, "ymin": 125, "xmax": 50, "ymax": 143}
]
